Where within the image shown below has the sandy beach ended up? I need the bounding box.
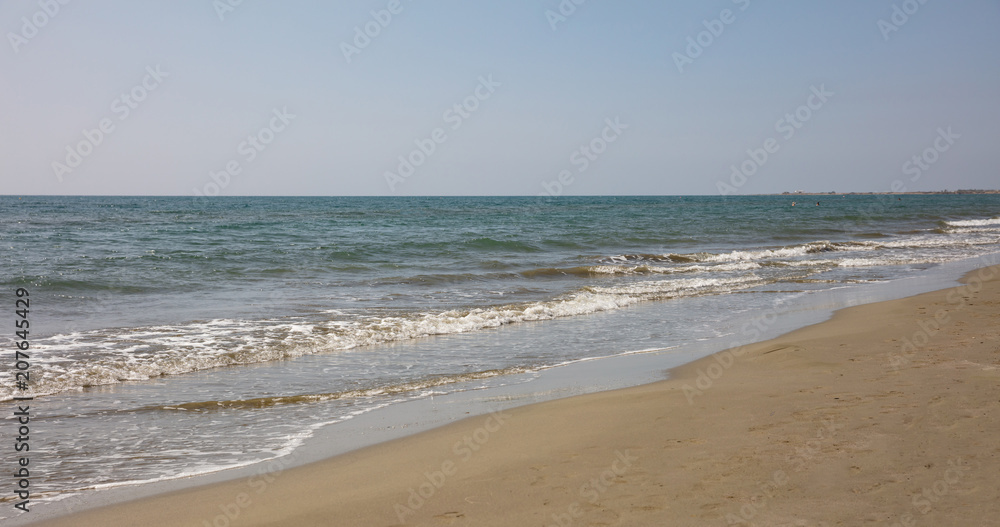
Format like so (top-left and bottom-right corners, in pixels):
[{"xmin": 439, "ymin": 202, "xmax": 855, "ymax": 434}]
[{"xmin": 29, "ymin": 265, "xmax": 1000, "ymax": 526}]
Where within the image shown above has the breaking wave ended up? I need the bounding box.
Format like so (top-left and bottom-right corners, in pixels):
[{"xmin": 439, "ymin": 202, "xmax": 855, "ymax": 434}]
[{"xmin": 2, "ymin": 275, "xmax": 766, "ymax": 401}]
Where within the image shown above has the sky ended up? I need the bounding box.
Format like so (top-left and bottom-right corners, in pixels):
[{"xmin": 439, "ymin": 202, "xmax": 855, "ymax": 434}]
[{"xmin": 1, "ymin": 0, "xmax": 998, "ymax": 196}]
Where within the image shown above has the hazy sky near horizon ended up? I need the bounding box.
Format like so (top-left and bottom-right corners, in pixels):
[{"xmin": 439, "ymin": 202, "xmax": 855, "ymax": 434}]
[{"xmin": 1, "ymin": 0, "xmax": 998, "ymax": 196}]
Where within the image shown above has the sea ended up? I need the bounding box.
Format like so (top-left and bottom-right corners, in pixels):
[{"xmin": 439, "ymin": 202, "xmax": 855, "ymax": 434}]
[{"xmin": 1, "ymin": 194, "xmax": 999, "ymax": 521}]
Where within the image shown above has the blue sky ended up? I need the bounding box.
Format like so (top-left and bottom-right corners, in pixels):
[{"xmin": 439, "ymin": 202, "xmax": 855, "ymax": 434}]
[{"xmin": 1, "ymin": 0, "xmax": 998, "ymax": 196}]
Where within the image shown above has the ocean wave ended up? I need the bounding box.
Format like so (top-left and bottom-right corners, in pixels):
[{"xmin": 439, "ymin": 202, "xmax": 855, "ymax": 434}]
[
  {"xmin": 576, "ymin": 232, "xmax": 997, "ymax": 277},
  {"xmin": 879, "ymin": 234, "xmax": 1000, "ymax": 249},
  {"xmin": 586, "ymin": 274, "xmax": 765, "ymax": 296},
  {"xmin": 663, "ymin": 234, "xmax": 997, "ymax": 264},
  {"xmin": 590, "ymin": 262, "xmax": 762, "ymax": 275},
  {"xmin": 669, "ymin": 240, "xmax": 866, "ymax": 263},
  {"xmin": 944, "ymin": 217, "xmax": 1000, "ymax": 228},
  {"xmin": 938, "ymin": 217, "xmax": 1000, "ymax": 235},
  {"xmin": 836, "ymin": 255, "xmax": 951, "ymax": 267},
  {"xmin": 521, "ymin": 261, "xmax": 760, "ymax": 277},
  {"xmin": 0, "ymin": 275, "xmax": 767, "ymax": 402},
  {"xmin": 600, "ymin": 253, "xmax": 675, "ymax": 263},
  {"xmin": 944, "ymin": 227, "xmax": 1000, "ymax": 235}
]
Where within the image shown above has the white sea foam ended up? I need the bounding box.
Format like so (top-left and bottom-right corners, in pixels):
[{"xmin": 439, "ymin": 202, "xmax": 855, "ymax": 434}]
[
  {"xmin": 945, "ymin": 217, "xmax": 1000, "ymax": 227},
  {"xmin": 880, "ymin": 235, "xmax": 1000, "ymax": 249},
  {"xmin": 0, "ymin": 275, "xmax": 769, "ymax": 402},
  {"xmin": 586, "ymin": 261, "xmax": 761, "ymax": 275},
  {"xmin": 836, "ymin": 255, "xmax": 950, "ymax": 267},
  {"xmin": 692, "ymin": 241, "xmax": 856, "ymax": 263},
  {"xmin": 670, "ymin": 233, "xmax": 996, "ymax": 266},
  {"xmin": 588, "ymin": 275, "xmax": 763, "ymax": 296}
]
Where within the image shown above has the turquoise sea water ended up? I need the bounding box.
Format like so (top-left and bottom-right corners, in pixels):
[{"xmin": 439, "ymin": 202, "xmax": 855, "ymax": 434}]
[{"xmin": 1, "ymin": 194, "xmax": 999, "ymax": 515}]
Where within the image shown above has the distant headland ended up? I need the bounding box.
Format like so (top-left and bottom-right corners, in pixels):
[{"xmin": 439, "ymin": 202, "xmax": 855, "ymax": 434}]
[{"xmin": 774, "ymin": 189, "xmax": 1000, "ymax": 196}]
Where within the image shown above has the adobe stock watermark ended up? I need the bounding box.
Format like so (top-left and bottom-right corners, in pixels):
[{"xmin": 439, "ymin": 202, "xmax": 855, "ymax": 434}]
[
  {"xmin": 546, "ymin": 450, "xmax": 637, "ymax": 527},
  {"xmin": 839, "ymin": 126, "xmax": 958, "ymax": 232},
  {"xmin": 716, "ymin": 84, "xmax": 834, "ymax": 196},
  {"xmin": 341, "ymin": 0, "xmax": 412, "ymax": 63},
  {"xmin": 384, "ymin": 74, "xmax": 500, "ymax": 192},
  {"xmin": 724, "ymin": 416, "xmax": 841, "ymax": 525},
  {"xmin": 394, "ymin": 409, "xmax": 510, "ymax": 524},
  {"xmin": 887, "ymin": 457, "xmax": 974, "ymax": 527},
  {"xmin": 7, "ymin": 0, "xmax": 71, "ymax": 54},
  {"xmin": 194, "ymin": 107, "xmax": 296, "ymax": 196},
  {"xmin": 683, "ymin": 297, "xmax": 793, "ymax": 404},
  {"xmin": 723, "ymin": 469, "xmax": 789, "ymax": 526},
  {"xmin": 539, "ymin": 117, "xmax": 628, "ymax": 197},
  {"xmin": 878, "ymin": 0, "xmax": 930, "ymax": 42},
  {"xmin": 887, "ymin": 259, "xmax": 998, "ymax": 371},
  {"xmin": 198, "ymin": 450, "xmax": 303, "ymax": 527},
  {"xmin": 489, "ymin": 115, "xmax": 626, "ymax": 230},
  {"xmin": 212, "ymin": 0, "xmax": 246, "ymax": 22},
  {"xmin": 544, "ymin": 0, "xmax": 589, "ymax": 32},
  {"xmin": 672, "ymin": 0, "xmax": 750, "ymax": 73},
  {"xmin": 784, "ymin": 416, "xmax": 843, "ymax": 474},
  {"xmin": 901, "ymin": 126, "xmax": 958, "ymax": 183},
  {"xmin": 51, "ymin": 65, "xmax": 169, "ymax": 182}
]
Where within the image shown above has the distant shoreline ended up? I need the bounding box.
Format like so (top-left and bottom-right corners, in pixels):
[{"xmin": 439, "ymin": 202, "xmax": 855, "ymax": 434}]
[
  {"xmin": 2, "ymin": 193, "xmax": 999, "ymax": 198},
  {"xmin": 771, "ymin": 190, "xmax": 1000, "ymax": 196}
]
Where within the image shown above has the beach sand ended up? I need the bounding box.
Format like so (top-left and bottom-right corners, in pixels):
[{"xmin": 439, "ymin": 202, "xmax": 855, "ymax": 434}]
[{"xmin": 30, "ymin": 266, "xmax": 1000, "ymax": 526}]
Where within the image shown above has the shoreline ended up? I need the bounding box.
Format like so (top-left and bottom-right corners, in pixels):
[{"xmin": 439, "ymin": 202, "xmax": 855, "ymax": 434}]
[
  {"xmin": 24, "ymin": 263, "xmax": 1000, "ymax": 526},
  {"xmin": 770, "ymin": 190, "xmax": 1000, "ymax": 196}
]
